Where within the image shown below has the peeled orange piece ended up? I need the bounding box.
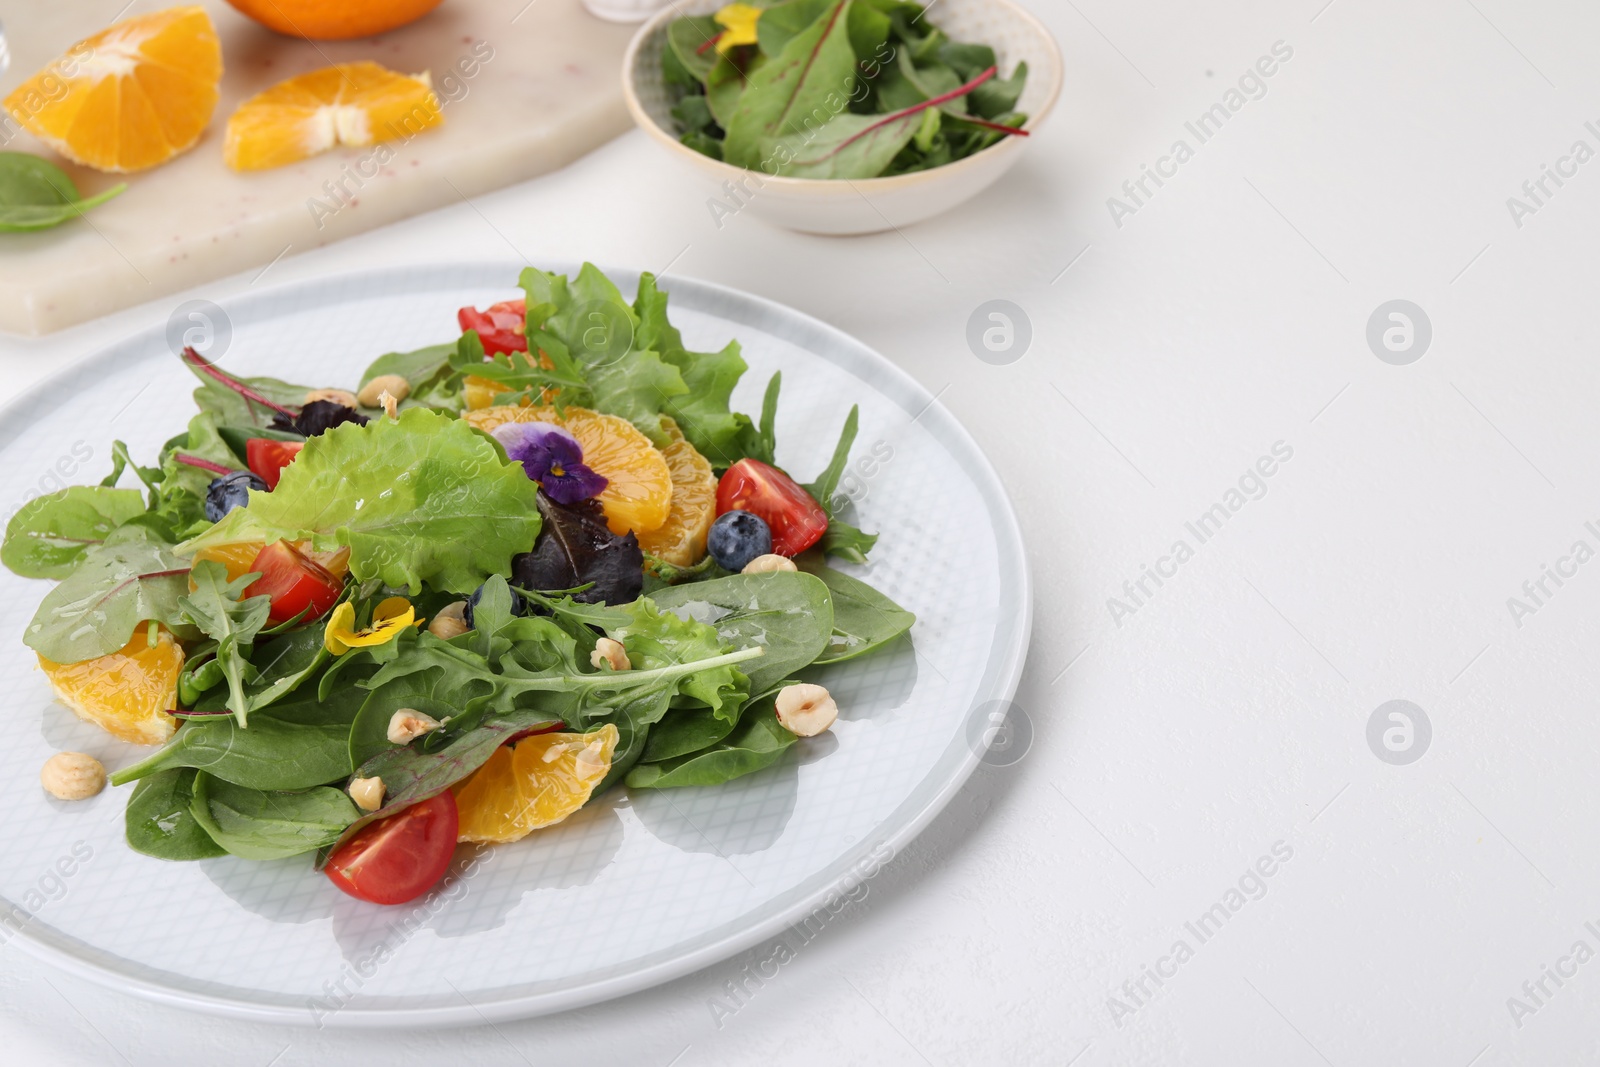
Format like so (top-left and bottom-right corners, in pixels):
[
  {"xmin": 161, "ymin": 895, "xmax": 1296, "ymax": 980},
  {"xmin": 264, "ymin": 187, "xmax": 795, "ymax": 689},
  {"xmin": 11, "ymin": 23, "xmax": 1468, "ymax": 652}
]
[
  {"xmin": 463, "ymin": 405, "xmax": 673, "ymax": 536},
  {"xmin": 452, "ymin": 725, "xmax": 619, "ymax": 844},
  {"xmin": 189, "ymin": 541, "xmax": 266, "ymax": 585},
  {"xmin": 39, "ymin": 629, "xmax": 183, "ymax": 746},
  {"xmin": 2, "ymin": 6, "xmax": 222, "ymax": 173},
  {"xmin": 224, "ymin": 62, "xmax": 442, "ymax": 172},
  {"xmin": 224, "ymin": 0, "xmax": 444, "ymax": 40},
  {"xmin": 638, "ymin": 418, "xmax": 717, "ymax": 567}
]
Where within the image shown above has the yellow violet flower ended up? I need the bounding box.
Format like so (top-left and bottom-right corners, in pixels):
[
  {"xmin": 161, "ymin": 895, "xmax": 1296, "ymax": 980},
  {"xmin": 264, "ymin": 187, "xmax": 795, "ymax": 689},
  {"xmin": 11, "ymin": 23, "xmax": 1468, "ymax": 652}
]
[
  {"xmin": 713, "ymin": 3, "xmax": 761, "ymax": 54},
  {"xmin": 324, "ymin": 597, "xmax": 415, "ymax": 656}
]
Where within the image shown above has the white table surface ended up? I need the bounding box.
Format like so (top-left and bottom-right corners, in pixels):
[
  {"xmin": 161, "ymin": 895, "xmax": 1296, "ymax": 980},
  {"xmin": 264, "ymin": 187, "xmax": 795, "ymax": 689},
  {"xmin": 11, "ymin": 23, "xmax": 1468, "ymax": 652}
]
[{"xmin": 3, "ymin": 0, "xmax": 1597, "ymax": 1063}]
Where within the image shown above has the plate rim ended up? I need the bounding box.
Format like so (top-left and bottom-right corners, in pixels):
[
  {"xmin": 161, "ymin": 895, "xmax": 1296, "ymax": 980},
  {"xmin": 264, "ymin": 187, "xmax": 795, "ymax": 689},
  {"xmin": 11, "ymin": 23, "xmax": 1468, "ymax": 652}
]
[{"xmin": 0, "ymin": 261, "xmax": 1033, "ymax": 1027}]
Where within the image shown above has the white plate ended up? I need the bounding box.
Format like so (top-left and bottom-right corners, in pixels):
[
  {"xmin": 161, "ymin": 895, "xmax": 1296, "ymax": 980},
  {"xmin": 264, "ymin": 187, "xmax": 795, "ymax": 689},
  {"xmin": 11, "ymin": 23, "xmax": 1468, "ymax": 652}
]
[{"xmin": 0, "ymin": 263, "xmax": 1030, "ymax": 1027}]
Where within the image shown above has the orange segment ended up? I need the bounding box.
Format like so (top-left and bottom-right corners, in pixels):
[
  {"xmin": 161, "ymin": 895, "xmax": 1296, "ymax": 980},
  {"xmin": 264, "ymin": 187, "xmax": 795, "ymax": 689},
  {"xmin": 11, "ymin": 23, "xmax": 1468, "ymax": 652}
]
[
  {"xmin": 638, "ymin": 418, "xmax": 717, "ymax": 567},
  {"xmin": 224, "ymin": 62, "xmax": 443, "ymax": 172},
  {"xmin": 223, "ymin": 0, "xmax": 445, "ymax": 40},
  {"xmin": 462, "ymin": 405, "xmax": 673, "ymax": 536},
  {"xmin": 189, "ymin": 541, "xmax": 266, "ymax": 585},
  {"xmin": 452, "ymin": 725, "xmax": 619, "ymax": 843},
  {"xmin": 3, "ymin": 6, "xmax": 222, "ymax": 173},
  {"xmin": 39, "ymin": 629, "xmax": 183, "ymax": 746}
]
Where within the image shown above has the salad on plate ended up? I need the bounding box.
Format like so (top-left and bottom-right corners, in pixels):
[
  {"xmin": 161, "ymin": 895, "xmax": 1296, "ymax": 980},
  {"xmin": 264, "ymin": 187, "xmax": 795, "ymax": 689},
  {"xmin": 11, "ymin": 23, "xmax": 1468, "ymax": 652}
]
[{"xmin": 8, "ymin": 264, "xmax": 913, "ymax": 905}]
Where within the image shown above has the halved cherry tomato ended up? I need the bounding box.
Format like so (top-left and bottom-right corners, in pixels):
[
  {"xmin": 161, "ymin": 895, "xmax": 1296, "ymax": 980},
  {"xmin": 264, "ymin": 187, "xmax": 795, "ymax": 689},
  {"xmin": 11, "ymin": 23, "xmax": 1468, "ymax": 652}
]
[
  {"xmin": 458, "ymin": 298, "xmax": 528, "ymax": 356},
  {"xmin": 715, "ymin": 459, "xmax": 829, "ymax": 556},
  {"xmin": 325, "ymin": 792, "xmax": 459, "ymax": 906},
  {"xmin": 245, "ymin": 438, "xmax": 304, "ymax": 490},
  {"xmin": 245, "ymin": 540, "xmax": 343, "ymax": 624}
]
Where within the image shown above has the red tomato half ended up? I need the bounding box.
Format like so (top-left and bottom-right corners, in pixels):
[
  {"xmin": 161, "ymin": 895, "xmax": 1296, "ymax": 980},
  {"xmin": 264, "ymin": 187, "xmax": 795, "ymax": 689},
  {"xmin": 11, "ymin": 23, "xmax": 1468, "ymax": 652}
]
[
  {"xmin": 245, "ymin": 540, "xmax": 343, "ymax": 624},
  {"xmin": 245, "ymin": 438, "xmax": 304, "ymax": 490},
  {"xmin": 325, "ymin": 792, "xmax": 460, "ymax": 906},
  {"xmin": 715, "ymin": 459, "xmax": 829, "ymax": 556},
  {"xmin": 457, "ymin": 298, "xmax": 528, "ymax": 356}
]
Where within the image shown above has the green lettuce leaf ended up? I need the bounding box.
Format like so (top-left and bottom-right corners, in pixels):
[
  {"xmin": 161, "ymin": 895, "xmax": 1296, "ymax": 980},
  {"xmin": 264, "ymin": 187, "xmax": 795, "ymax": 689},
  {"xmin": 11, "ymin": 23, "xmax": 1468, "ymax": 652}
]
[{"xmin": 180, "ymin": 407, "xmax": 543, "ymax": 594}]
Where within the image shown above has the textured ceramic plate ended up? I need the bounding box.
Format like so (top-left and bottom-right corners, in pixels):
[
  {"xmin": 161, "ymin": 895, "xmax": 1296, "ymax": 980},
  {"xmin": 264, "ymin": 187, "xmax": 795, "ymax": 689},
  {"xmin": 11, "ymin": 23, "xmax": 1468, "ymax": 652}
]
[{"xmin": 0, "ymin": 263, "xmax": 1030, "ymax": 1027}]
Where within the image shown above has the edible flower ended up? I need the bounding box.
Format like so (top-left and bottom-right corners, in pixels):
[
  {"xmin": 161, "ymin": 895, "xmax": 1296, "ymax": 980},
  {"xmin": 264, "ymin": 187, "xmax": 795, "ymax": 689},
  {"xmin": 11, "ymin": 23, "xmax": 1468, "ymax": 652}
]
[
  {"xmin": 712, "ymin": 3, "xmax": 761, "ymax": 54},
  {"xmin": 492, "ymin": 422, "xmax": 608, "ymax": 504},
  {"xmin": 324, "ymin": 596, "xmax": 415, "ymax": 655}
]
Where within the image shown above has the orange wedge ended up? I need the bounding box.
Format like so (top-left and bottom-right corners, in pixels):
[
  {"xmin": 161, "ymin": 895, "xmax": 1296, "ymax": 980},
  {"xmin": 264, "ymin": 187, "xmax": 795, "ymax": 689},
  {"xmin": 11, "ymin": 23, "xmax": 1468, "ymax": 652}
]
[
  {"xmin": 2, "ymin": 6, "xmax": 222, "ymax": 173},
  {"xmin": 224, "ymin": 0, "xmax": 445, "ymax": 40},
  {"xmin": 452, "ymin": 725, "xmax": 619, "ymax": 843},
  {"xmin": 189, "ymin": 541, "xmax": 266, "ymax": 585},
  {"xmin": 638, "ymin": 418, "xmax": 717, "ymax": 567},
  {"xmin": 39, "ymin": 629, "xmax": 183, "ymax": 746},
  {"xmin": 224, "ymin": 61, "xmax": 442, "ymax": 172},
  {"xmin": 462, "ymin": 405, "xmax": 673, "ymax": 536}
]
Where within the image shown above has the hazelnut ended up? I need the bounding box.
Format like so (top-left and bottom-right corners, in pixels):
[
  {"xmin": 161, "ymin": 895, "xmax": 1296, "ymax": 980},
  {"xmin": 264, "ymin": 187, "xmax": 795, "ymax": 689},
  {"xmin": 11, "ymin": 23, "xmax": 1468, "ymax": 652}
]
[
  {"xmin": 774, "ymin": 683, "xmax": 838, "ymax": 737},
  {"xmin": 377, "ymin": 390, "xmax": 399, "ymax": 419},
  {"xmin": 429, "ymin": 600, "xmax": 470, "ymax": 639},
  {"xmin": 387, "ymin": 708, "xmax": 441, "ymax": 745},
  {"xmin": 348, "ymin": 776, "xmax": 385, "ymax": 812},
  {"xmin": 41, "ymin": 752, "xmax": 105, "ymax": 801},
  {"xmin": 590, "ymin": 637, "xmax": 630, "ymax": 672},
  {"xmin": 357, "ymin": 374, "xmax": 411, "ymax": 408},
  {"xmin": 742, "ymin": 554, "xmax": 797, "ymax": 574},
  {"xmin": 304, "ymin": 388, "xmax": 359, "ymax": 408}
]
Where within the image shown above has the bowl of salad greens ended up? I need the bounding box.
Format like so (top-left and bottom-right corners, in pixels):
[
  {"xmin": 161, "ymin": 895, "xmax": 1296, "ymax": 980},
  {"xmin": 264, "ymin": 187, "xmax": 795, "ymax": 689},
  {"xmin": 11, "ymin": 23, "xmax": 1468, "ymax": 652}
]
[{"xmin": 622, "ymin": 0, "xmax": 1061, "ymax": 234}]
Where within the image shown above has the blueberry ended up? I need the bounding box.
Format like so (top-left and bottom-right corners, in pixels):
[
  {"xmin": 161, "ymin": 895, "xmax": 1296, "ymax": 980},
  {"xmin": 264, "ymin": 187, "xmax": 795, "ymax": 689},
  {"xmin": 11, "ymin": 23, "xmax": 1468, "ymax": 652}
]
[
  {"xmin": 463, "ymin": 582, "xmax": 525, "ymax": 629},
  {"xmin": 204, "ymin": 470, "xmax": 267, "ymax": 522},
  {"xmin": 708, "ymin": 510, "xmax": 773, "ymax": 572}
]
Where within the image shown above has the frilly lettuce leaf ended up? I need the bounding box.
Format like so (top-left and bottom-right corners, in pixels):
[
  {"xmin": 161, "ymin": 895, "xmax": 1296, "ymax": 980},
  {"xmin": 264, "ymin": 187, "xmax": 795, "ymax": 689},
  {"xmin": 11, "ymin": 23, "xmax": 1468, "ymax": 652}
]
[{"xmin": 180, "ymin": 407, "xmax": 543, "ymax": 595}]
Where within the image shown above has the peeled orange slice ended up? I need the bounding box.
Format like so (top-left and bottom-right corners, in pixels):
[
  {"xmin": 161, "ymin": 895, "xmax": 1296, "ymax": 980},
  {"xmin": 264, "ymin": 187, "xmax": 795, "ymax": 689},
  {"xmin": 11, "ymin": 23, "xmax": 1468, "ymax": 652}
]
[
  {"xmin": 452, "ymin": 725, "xmax": 619, "ymax": 844},
  {"xmin": 463, "ymin": 405, "xmax": 673, "ymax": 536},
  {"xmin": 39, "ymin": 629, "xmax": 183, "ymax": 746},
  {"xmin": 2, "ymin": 6, "xmax": 223, "ymax": 173},
  {"xmin": 189, "ymin": 541, "xmax": 266, "ymax": 585},
  {"xmin": 638, "ymin": 418, "xmax": 717, "ymax": 567},
  {"xmin": 224, "ymin": 62, "xmax": 442, "ymax": 172}
]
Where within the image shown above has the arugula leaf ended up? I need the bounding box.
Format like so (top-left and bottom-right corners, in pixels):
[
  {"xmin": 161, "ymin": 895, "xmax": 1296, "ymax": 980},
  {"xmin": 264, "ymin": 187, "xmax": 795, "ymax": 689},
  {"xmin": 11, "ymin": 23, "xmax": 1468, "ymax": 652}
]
[
  {"xmin": 649, "ymin": 571, "xmax": 833, "ymax": 693},
  {"xmin": 190, "ymin": 774, "xmax": 360, "ymax": 861},
  {"xmin": 124, "ymin": 769, "xmax": 226, "ymax": 861},
  {"xmin": 625, "ymin": 694, "xmax": 796, "ymax": 788},
  {"xmin": 723, "ymin": 0, "xmax": 859, "ymax": 168},
  {"xmin": 24, "ymin": 528, "xmax": 191, "ymax": 663},
  {"xmin": 181, "ymin": 407, "xmax": 544, "ymax": 594},
  {"xmin": 609, "ymin": 596, "xmax": 750, "ymax": 723},
  {"xmin": 0, "ymin": 153, "xmax": 124, "ymax": 232},
  {"xmin": 178, "ymin": 560, "xmax": 272, "ymax": 726},
  {"xmin": 2, "ymin": 486, "xmax": 147, "ymax": 579},
  {"xmin": 798, "ymin": 405, "xmax": 880, "ymax": 562},
  {"xmin": 112, "ymin": 687, "xmax": 364, "ymax": 792}
]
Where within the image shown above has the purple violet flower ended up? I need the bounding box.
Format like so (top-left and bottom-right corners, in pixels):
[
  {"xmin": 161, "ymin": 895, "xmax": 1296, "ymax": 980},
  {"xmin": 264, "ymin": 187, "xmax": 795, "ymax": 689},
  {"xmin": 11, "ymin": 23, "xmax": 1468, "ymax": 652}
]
[{"xmin": 492, "ymin": 422, "xmax": 608, "ymax": 504}]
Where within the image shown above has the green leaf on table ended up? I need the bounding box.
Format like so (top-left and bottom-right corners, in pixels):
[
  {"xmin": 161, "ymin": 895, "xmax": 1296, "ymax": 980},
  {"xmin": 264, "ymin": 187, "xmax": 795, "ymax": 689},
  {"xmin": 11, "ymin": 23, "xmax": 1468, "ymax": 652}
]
[
  {"xmin": 180, "ymin": 407, "xmax": 544, "ymax": 595},
  {"xmin": 648, "ymin": 571, "xmax": 833, "ymax": 694},
  {"xmin": 23, "ymin": 528, "xmax": 190, "ymax": 663},
  {"xmin": 723, "ymin": 0, "xmax": 860, "ymax": 169},
  {"xmin": 124, "ymin": 768, "xmax": 226, "ymax": 861},
  {"xmin": 0, "ymin": 152, "xmax": 124, "ymax": 233},
  {"xmin": 2, "ymin": 486, "xmax": 147, "ymax": 579},
  {"xmin": 190, "ymin": 773, "xmax": 360, "ymax": 861},
  {"xmin": 625, "ymin": 693, "xmax": 796, "ymax": 788}
]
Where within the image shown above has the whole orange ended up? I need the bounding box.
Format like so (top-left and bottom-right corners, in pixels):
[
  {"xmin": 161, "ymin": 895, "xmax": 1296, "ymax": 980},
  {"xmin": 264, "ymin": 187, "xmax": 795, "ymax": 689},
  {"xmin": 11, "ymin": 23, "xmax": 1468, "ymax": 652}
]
[{"xmin": 223, "ymin": 0, "xmax": 445, "ymax": 40}]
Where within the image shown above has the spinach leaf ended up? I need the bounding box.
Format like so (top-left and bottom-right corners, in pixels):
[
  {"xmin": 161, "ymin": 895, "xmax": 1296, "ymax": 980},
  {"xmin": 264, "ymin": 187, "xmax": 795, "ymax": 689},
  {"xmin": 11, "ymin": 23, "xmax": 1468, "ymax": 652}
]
[
  {"xmin": 765, "ymin": 108, "xmax": 926, "ymax": 179},
  {"xmin": 190, "ymin": 774, "xmax": 360, "ymax": 861},
  {"xmin": 723, "ymin": 0, "xmax": 859, "ymax": 168},
  {"xmin": 2, "ymin": 486, "xmax": 146, "ymax": 579},
  {"xmin": 358, "ymin": 342, "xmax": 454, "ymax": 394},
  {"xmin": 0, "ymin": 153, "xmax": 124, "ymax": 233},
  {"xmin": 24, "ymin": 528, "xmax": 190, "ymax": 663},
  {"xmin": 587, "ymin": 711, "xmax": 649, "ymax": 800},
  {"xmin": 969, "ymin": 61, "xmax": 1027, "ymax": 119},
  {"xmin": 640, "ymin": 702, "xmax": 740, "ymax": 763},
  {"xmin": 124, "ymin": 768, "xmax": 226, "ymax": 861},
  {"xmin": 757, "ymin": 0, "xmax": 832, "ymax": 57},
  {"xmin": 648, "ymin": 571, "xmax": 833, "ymax": 693},
  {"xmin": 182, "ymin": 407, "xmax": 544, "ymax": 595},
  {"xmin": 626, "ymin": 695, "xmax": 795, "ymax": 788},
  {"xmin": 113, "ymin": 688, "xmax": 364, "ymax": 792},
  {"xmin": 240, "ymin": 614, "xmax": 330, "ymax": 711},
  {"xmin": 667, "ymin": 14, "xmax": 722, "ymax": 83},
  {"xmin": 706, "ymin": 53, "xmax": 752, "ymax": 130},
  {"xmin": 178, "ymin": 560, "xmax": 272, "ymax": 726},
  {"xmin": 183, "ymin": 353, "xmax": 311, "ymax": 430},
  {"xmin": 802, "ymin": 563, "xmax": 914, "ymax": 663}
]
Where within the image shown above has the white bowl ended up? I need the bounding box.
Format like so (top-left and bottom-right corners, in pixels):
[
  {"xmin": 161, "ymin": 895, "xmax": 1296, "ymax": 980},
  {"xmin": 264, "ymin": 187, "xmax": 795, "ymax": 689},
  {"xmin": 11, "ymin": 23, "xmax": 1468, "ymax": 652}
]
[{"xmin": 621, "ymin": 0, "xmax": 1063, "ymax": 235}]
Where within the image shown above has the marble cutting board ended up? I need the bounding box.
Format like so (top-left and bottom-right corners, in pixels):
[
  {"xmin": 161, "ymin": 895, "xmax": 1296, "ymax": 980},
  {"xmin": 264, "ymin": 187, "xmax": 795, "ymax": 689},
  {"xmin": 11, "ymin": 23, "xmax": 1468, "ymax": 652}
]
[{"xmin": 0, "ymin": 0, "xmax": 637, "ymax": 335}]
